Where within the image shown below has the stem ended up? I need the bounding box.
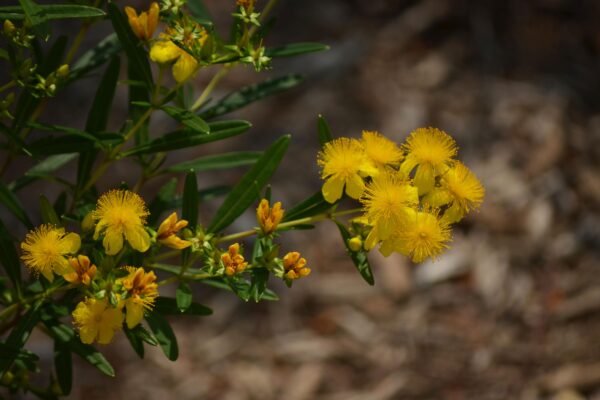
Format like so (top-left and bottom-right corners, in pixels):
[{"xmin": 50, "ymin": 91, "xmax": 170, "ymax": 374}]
[
  {"xmin": 64, "ymin": 0, "xmax": 101, "ymax": 64},
  {"xmin": 0, "ymin": 80, "xmax": 15, "ymax": 93},
  {"xmin": 190, "ymin": 66, "xmax": 231, "ymax": 112},
  {"xmin": 216, "ymin": 208, "xmax": 362, "ymax": 243},
  {"xmin": 249, "ymin": 0, "xmax": 279, "ymax": 37}
]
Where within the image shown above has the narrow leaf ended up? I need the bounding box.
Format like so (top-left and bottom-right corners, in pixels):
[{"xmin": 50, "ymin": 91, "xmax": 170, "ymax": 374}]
[
  {"xmin": 54, "ymin": 342, "xmax": 72, "ymax": 395},
  {"xmin": 283, "ymin": 191, "xmax": 332, "ymax": 222},
  {"xmin": 175, "ymin": 283, "xmax": 192, "ymax": 311},
  {"xmin": 107, "ymin": 3, "xmax": 153, "ymax": 88},
  {"xmin": 124, "ymin": 120, "xmax": 251, "ymax": 156},
  {"xmin": 0, "ymin": 182, "xmax": 33, "ymax": 228},
  {"xmin": 39, "ymin": 195, "xmax": 61, "ymax": 226},
  {"xmin": 0, "ymin": 303, "xmax": 41, "ymax": 374},
  {"xmin": 182, "ymin": 172, "xmax": 198, "ymax": 230},
  {"xmin": 200, "ymin": 74, "xmax": 303, "ymax": 119},
  {"xmin": 70, "ymin": 34, "xmax": 121, "ymax": 82},
  {"xmin": 164, "ymin": 151, "xmax": 261, "ymax": 173},
  {"xmin": 0, "ymin": 219, "xmax": 21, "ymax": 290},
  {"xmin": 336, "ymin": 222, "xmax": 374, "ymax": 285},
  {"xmin": 162, "ymin": 106, "xmax": 209, "ymax": 134},
  {"xmin": 0, "ymin": 5, "xmax": 105, "ymax": 20},
  {"xmin": 207, "ymin": 135, "xmax": 290, "ymax": 233},
  {"xmin": 155, "ymin": 297, "xmax": 212, "ymax": 316},
  {"xmin": 18, "ymin": 0, "xmax": 50, "ymax": 40},
  {"xmin": 146, "ymin": 312, "xmax": 179, "ymax": 361},
  {"xmin": 267, "ymin": 42, "xmax": 329, "ymax": 58},
  {"xmin": 317, "ymin": 114, "xmax": 333, "ymax": 146}
]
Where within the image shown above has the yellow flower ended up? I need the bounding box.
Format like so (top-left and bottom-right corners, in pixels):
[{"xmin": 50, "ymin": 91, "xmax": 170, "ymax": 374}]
[
  {"xmin": 72, "ymin": 298, "xmax": 124, "ymax": 345},
  {"xmin": 360, "ymin": 171, "xmax": 419, "ymax": 250},
  {"xmin": 317, "ymin": 137, "xmax": 378, "ymax": 203},
  {"xmin": 394, "ymin": 210, "xmax": 451, "ymax": 263},
  {"xmin": 157, "ymin": 212, "xmax": 191, "ymax": 250},
  {"xmin": 63, "ymin": 255, "xmax": 97, "ymax": 286},
  {"xmin": 221, "ymin": 243, "xmax": 247, "ymax": 276},
  {"xmin": 256, "ymin": 198, "xmax": 284, "ymax": 235},
  {"xmin": 149, "ymin": 23, "xmax": 208, "ymax": 83},
  {"xmin": 92, "ymin": 190, "xmax": 151, "ymax": 256},
  {"xmin": 125, "ymin": 2, "xmax": 159, "ymax": 41},
  {"xmin": 20, "ymin": 224, "xmax": 81, "ymax": 282},
  {"xmin": 424, "ymin": 161, "xmax": 485, "ymax": 223},
  {"xmin": 283, "ymin": 252, "xmax": 310, "ymax": 280},
  {"xmin": 361, "ymin": 130, "xmax": 403, "ymax": 169},
  {"xmin": 119, "ymin": 267, "xmax": 159, "ymax": 329},
  {"xmin": 400, "ymin": 127, "xmax": 457, "ymax": 195}
]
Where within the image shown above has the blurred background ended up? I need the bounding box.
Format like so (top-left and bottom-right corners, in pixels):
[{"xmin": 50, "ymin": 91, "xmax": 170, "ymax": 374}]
[{"xmin": 4, "ymin": 0, "xmax": 600, "ymax": 399}]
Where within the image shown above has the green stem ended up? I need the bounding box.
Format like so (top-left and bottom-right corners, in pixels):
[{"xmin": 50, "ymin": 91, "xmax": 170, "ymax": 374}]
[
  {"xmin": 0, "ymin": 80, "xmax": 15, "ymax": 93},
  {"xmin": 190, "ymin": 65, "xmax": 231, "ymax": 112},
  {"xmin": 249, "ymin": 0, "xmax": 279, "ymax": 37}
]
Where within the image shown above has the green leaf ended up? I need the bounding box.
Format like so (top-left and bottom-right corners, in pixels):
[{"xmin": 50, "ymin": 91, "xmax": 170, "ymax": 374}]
[
  {"xmin": 0, "ymin": 182, "xmax": 33, "ymax": 228},
  {"xmin": 335, "ymin": 222, "xmax": 374, "ymax": 285},
  {"xmin": 70, "ymin": 34, "xmax": 121, "ymax": 82},
  {"xmin": 17, "ymin": 0, "xmax": 50, "ymax": 40},
  {"xmin": 200, "ymin": 74, "xmax": 304, "ymax": 119},
  {"xmin": 155, "ymin": 297, "xmax": 212, "ymax": 316},
  {"xmin": 124, "ymin": 120, "xmax": 252, "ymax": 156},
  {"xmin": 175, "ymin": 283, "xmax": 192, "ymax": 311},
  {"xmin": 250, "ymin": 269, "xmax": 269, "ymax": 303},
  {"xmin": 86, "ymin": 56, "xmax": 121, "ymax": 133},
  {"xmin": 187, "ymin": 0, "xmax": 213, "ymax": 25},
  {"xmin": 202, "ymin": 278, "xmax": 279, "ymax": 301},
  {"xmin": 148, "ymin": 178, "xmax": 177, "ymax": 225},
  {"xmin": 283, "ymin": 191, "xmax": 332, "ymax": 222},
  {"xmin": 145, "ymin": 312, "xmax": 179, "ymax": 361},
  {"xmin": 317, "ymin": 114, "xmax": 333, "ymax": 146},
  {"xmin": 107, "ymin": 3, "xmax": 153, "ymax": 89},
  {"xmin": 54, "ymin": 342, "xmax": 72, "ymax": 395},
  {"xmin": 7, "ymin": 153, "xmax": 76, "ymax": 192},
  {"xmin": 207, "ymin": 135, "xmax": 290, "ymax": 233},
  {"xmin": 28, "ymin": 133, "xmax": 124, "ymax": 156},
  {"xmin": 163, "ymin": 151, "xmax": 261, "ymax": 173},
  {"xmin": 182, "ymin": 172, "xmax": 198, "ymax": 230},
  {"xmin": 39, "ymin": 195, "xmax": 61, "ymax": 226},
  {"xmin": 0, "ymin": 303, "xmax": 41, "ymax": 374},
  {"xmin": 0, "ymin": 219, "xmax": 21, "ymax": 291},
  {"xmin": 43, "ymin": 320, "xmax": 115, "ymax": 377},
  {"xmin": 267, "ymin": 42, "xmax": 329, "ymax": 58},
  {"xmin": 123, "ymin": 326, "xmax": 144, "ymax": 359},
  {"xmin": 162, "ymin": 106, "xmax": 210, "ymax": 134},
  {"xmin": 0, "ymin": 4, "xmax": 105, "ymax": 20}
]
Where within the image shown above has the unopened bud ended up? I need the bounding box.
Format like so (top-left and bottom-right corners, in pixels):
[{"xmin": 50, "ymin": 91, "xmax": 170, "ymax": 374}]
[
  {"xmin": 81, "ymin": 212, "xmax": 95, "ymax": 232},
  {"xmin": 3, "ymin": 20, "xmax": 15, "ymax": 37},
  {"xmin": 56, "ymin": 64, "xmax": 69, "ymax": 78},
  {"xmin": 347, "ymin": 236, "xmax": 362, "ymax": 252}
]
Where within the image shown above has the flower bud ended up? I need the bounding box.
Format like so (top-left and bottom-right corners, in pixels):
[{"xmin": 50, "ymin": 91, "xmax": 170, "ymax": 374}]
[{"xmin": 347, "ymin": 236, "xmax": 362, "ymax": 252}]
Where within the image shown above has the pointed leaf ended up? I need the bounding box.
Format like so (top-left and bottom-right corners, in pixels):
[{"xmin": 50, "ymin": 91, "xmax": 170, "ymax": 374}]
[
  {"xmin": 39, "ymin": 195, "xmax": 61, "ymax": 226},
  {"xmin": 145, "ymin": 312, "xmax": 179, "ymax": 361},
  {"xmin": 163, "ymin": 151, "xmax": 261, "ymax": 173},
  {"xmin": 200, "ymin": 74, "xmax": 303, "ymax": 119},
  {"xmin": 18, "ymin": 0, "xmax": 50, "ymax": 40},
  {"xmin": 267, "ymin": 42, "xmax": 329, "ymax": 58},
  {"xmin": 175, "ymin": 283, "xmax": 192, "ymax": 311},
  {"xmin": 0, "ymin": 303, "xmax": 41, "ymax": 374},
  {"xmin": 70, "ymin": 34, "xmax": 121, "ymax": 82},
  {"xmin": 162, "ymin": 106, "xmax": 209, "ymax": 134},
  {"xmin": 317, "ymin": 114, "xmax": 333, "ymax": 146},
  {"xmin": 335, "ymin": 222, "xmax": 374, "ymax": 285},
  {"xmin": 208, "ymin": 135, "xmax": 290, "ymax": 233},
  {"xmin": 155, "ymin": 297, "xmax": 212, "ymax": 316},
  {"xmin": 124, "ymin": 120, "xmax": 251, "ymax": 156},
  {"xmin": 54, "ymin": 341, "xmax": 72, "ymax": 395},
  {"xmin": 283, "ymin": 191, "xmax": 332, "ymax": 222},
  {"xmin": 0, "ymin": 219, "xmax": 21, "ymax": 291},
  {"xmin": 0, "ymin": 4, "xmax": 105, "ymax": 20},
  {"xmin": 0, "ymin": 182, "xmax": 32, "ymax": 228}
]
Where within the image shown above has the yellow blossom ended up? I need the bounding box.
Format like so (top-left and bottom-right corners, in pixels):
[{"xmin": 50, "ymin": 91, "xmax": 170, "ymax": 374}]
[
  {"xmin": 347, "ymin": 236, "xmax": 363, "ymax": 252},
  {"xmin": 149, "ymin": 23, "xmax": 208, "ymax": 83},
  {"xmin": 72, "ymin": 298, "xmax": 124, "ymax": 345},
  {"xmin": 125, "ymin": 2, "xmax": 160, "ymax": 41},
  {"xmin": 361, "ymin": 130, "xmax": 403, "ymax": 169},
  {"xmin": 20, "ymin": 224, "xmax": 81, "ymax": 282},
  {"xmin": 360, "ymin": 171, "xmax": 419, "ymax": 250},
  {"xmin": 92, "ymin": 190, "xmax": 151, "ymax": 256},
  {"xmin": 394, "ymin": 210, "xmax": 451, "ymax": 263},
  {"xmin": 424, "ymin": 161, "xmax": 485, "ymax": 223},
  {"xmin": 400, "ymin": 127, "xmax": 457, "ymax": 195},
  {"xmin": 256, "ymin": 198, "xmax": 284, "ymax": 235},
  {"xmin": 63, "ymin": 255, "xmax": 97, "ymax": 286},
  {"xmin": 221, "ymin": 243, "xmax": 247, "ymax": 276},
  {"xmin": 119, "ymin": 267, "xmax": 159, "ymax": 329},
  {"xmin": 317, "ymin": 137, "xmax": 378, "ymax": 203},
  {"xmin": 157, "ymin": 212, "xmax": 191, "ymax": 250},
  {"xmin": 283, "ymin": 252, "xmax": 310, "ymax": 280}
]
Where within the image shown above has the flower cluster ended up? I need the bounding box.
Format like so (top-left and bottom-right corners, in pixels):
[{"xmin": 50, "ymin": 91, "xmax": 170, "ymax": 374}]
[{"xmin": 318, "ymin": 127, "xmax": 485, "ymax": 263}]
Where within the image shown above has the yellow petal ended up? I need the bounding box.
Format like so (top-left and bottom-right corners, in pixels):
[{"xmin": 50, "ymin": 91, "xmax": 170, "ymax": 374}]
[
  {"xmin": 40, "ymin": 266, "xmax": 54, "ymax": 282},
  {"xmin": 443, "ymin": 202, "xmax": 464, "ymax": 224},
  {"xmin": 364, "ymin": 229, "xmax": 378, "ymax": 251},
  {"xmin": 159, "ymin": 235, "xmax": 192, "ymax": 250},
  {"xmin": 53, "ymin": 257, "xmax": 71, "ymax": 276},
  {"xmin": 157, "ymin": 212, "xmax": 177, "ymax": 237},
  {"xmin": 379, "ymin": 238, "xmax": 395, "ymax": 257},
  {"xmin": 322, "ymin": 177, "xmax": 344, "ymax": 203},
  {"xmin": 60, "ymin": 232, "xmax": 81, "ymax": 254},
  {"xmin": 414, "ymin": 164, "xmax": 435, "ymax": 195},
  {"xmin": 124, "ymin": 225, "xmax": 150, "ymax": 253},
  {"xmin": 150, "ymin": 39, "xmax": 181, "ymax": 64},
  {"xmin": 345, "ymin": 173, "xmax": 365, "ymax": 199},
  {"xmin": 172, "ymin": 53, "xmax": 198, "ymax": 83},
  {"xmin": 79, "ymin": 326, "xmax": 98, "ymax": 344},
  {"xmin": 125, "ymin": 300, "xmax": 144, "ymax": 329},
  {"xmin": 423, "ymin": 188, "xmax": 452, "ymax": 208},
  {"xmin": 103, "ymin": 230, "xmax": 123, "ymax": 256}
]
